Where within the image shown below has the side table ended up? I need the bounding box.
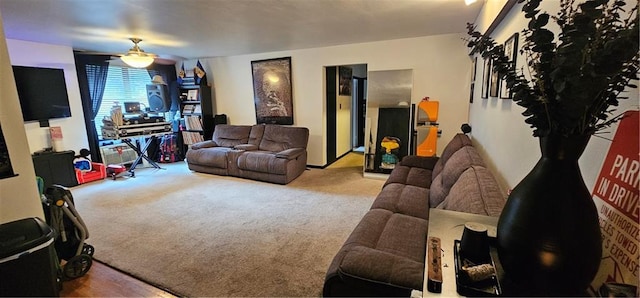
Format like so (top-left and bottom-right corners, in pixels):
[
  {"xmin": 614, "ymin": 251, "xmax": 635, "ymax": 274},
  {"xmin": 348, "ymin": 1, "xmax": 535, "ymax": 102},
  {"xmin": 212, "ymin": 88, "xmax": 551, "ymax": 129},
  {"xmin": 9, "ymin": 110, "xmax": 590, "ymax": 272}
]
[{"xmin": 422, "ymin": 209, "xmax": 498, "ymax": 297}]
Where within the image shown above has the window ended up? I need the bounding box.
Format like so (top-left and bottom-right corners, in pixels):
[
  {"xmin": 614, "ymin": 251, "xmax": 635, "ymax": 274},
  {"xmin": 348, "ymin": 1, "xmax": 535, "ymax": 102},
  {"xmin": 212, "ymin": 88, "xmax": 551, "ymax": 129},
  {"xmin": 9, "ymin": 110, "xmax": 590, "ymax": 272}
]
[{"xmin": 94, "ymin": 66, "xmax": 152, "ymax": 138}]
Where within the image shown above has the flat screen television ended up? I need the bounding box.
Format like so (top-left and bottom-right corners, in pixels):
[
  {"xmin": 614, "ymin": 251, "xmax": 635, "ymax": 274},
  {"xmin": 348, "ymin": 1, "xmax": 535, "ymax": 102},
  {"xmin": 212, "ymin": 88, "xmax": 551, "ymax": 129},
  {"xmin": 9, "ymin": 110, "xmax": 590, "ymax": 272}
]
[{"xmin": 12, "ymin": 65, "xmax": 71, "ymax": 123}]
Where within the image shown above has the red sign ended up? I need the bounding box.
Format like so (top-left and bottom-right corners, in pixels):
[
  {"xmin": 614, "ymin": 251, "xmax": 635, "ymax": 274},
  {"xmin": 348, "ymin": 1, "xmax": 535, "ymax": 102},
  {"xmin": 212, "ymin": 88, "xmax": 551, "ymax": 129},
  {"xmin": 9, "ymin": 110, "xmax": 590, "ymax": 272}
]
[{"xmin": 591, "ymin": 110, "xmax": 639, "ymax": 292}]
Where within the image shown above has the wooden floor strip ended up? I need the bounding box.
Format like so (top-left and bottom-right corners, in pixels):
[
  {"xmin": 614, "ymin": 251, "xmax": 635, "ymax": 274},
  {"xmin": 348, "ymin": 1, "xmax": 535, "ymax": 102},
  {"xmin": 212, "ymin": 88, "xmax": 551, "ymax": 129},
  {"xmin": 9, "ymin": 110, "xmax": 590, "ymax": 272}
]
[{"xmin": 59, "ymin": 260, "xmax": 178, "ymax": 297}]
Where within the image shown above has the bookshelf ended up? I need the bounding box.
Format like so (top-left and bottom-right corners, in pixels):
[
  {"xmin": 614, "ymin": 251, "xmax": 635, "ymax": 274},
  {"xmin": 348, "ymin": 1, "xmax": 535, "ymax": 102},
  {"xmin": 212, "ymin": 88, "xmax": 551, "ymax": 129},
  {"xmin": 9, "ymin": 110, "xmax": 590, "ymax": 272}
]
[{"xmin": 179, "ymin": 83, "xmax": 213, "ymax": 150}]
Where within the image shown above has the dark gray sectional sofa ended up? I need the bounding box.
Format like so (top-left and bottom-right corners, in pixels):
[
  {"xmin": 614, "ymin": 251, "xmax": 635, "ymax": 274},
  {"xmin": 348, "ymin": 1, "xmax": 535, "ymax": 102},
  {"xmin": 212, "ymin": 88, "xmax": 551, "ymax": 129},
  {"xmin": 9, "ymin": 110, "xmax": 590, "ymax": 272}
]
[
  {"xmin": 323, "ymin": 133, "xmax": 506, "ymax": 296},
  {"xmin": 185, "ymin": 124, "xmax": 309, "ymax": 184}
]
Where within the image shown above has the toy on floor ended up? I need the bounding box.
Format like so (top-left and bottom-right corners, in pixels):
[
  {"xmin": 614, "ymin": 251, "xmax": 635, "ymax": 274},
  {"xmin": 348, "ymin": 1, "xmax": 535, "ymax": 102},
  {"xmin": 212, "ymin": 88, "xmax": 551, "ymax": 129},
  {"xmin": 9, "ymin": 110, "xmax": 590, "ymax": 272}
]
[
  {"xmin": 380, "ymin": 136, "xmax": 400, "ymax": 169},
  {"xmin": 106, "ymin": 164, "xmax": 127, "ymax": 180},
  {"xmin": 73, "ymin": 148, "xmax": 106, "ymax": 184}
]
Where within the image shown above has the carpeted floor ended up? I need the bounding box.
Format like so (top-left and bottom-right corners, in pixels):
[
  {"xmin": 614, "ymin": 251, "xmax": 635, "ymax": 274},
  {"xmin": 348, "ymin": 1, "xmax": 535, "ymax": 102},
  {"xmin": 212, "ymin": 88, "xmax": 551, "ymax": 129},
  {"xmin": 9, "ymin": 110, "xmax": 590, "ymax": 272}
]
[{"xmin": 71, "ymin": 153, "xmax": 382, "ymax": 297}]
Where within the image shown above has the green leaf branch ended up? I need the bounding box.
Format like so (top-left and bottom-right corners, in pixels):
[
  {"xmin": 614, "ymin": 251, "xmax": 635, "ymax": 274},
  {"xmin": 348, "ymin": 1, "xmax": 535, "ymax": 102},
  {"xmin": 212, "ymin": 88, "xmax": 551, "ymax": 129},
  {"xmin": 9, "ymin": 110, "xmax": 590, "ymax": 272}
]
[{"xmin": 467, "ymin": 0, "xmax": 639, "ymax": 137}]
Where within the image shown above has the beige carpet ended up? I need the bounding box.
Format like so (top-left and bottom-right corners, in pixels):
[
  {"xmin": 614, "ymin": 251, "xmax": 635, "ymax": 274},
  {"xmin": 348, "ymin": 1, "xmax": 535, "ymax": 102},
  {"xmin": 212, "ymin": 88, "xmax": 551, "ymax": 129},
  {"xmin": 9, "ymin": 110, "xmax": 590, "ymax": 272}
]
[{"xmin": 71, "ymin": 154, "xmax": 382, "ymax": 297}]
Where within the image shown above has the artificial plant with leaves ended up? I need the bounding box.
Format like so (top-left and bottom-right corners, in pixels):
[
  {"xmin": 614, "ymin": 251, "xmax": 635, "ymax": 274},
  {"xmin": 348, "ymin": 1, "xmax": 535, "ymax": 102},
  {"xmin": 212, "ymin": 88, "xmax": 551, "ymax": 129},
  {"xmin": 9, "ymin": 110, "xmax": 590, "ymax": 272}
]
[{"xmin": 467, "ymin": 0, "xmax": 639, "ymax": 137}]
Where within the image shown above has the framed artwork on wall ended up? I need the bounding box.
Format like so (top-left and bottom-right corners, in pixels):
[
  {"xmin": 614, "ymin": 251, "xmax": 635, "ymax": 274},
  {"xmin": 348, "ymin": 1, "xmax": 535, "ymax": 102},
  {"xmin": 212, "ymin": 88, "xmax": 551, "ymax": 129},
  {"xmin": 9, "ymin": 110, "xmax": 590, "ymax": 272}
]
[
  {"xmin": 489, "ymin": 59, "xmax": 499, "ymax": 98},
  {"xmin": 481, "ymin": 58, "xmax": 490, "ymax": 99},
  {"xmin": 500, "ymin": 33, "xmax": 519, "ymax": 99},
  {"xmin": 339, "ymin": 66, "xmax": 352, "ymax": 96},
  {"xmin": 0, "ymin": 122, "xmax": 17, "ymax": 179},
  {"xmin": 251, "ymin": 57, "xmax": 294, "ymax": 125},
  {"xmin": 469, "ymin": 56, "xmax": 477, "ymax": 103}
]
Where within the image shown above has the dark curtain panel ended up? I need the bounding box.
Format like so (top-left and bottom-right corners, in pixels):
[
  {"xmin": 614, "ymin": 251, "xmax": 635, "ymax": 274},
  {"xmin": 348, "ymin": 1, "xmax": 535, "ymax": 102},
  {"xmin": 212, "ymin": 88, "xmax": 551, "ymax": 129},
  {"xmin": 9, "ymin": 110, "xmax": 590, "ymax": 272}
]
[
  {"xmin": 74, "ymin": 52, "xmax": 110, "ymax": 163},
  {"xmin": 147, "ymin": 64, "xmax": 179, "ymax": 112}
]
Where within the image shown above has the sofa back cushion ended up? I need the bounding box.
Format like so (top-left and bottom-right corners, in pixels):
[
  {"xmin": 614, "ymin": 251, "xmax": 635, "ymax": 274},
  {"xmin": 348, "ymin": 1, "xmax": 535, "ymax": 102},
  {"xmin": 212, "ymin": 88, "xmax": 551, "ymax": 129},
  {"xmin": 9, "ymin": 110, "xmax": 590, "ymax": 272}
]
[
  {"xmin": 258, "ymin": 125, "xmax": 309, "ymax": 152},
  {"xmin": 248, "ymin": 124, "xmax": 265, "ymax": 146},
  {"xmin": 432, "ymin": 133, "xmax": 473, "ymax": 178},
  {"xmin": 429, "ymin": 146, "xmax": 486, "ymax": 207},
  {"xmin": 435, "ymin": 166, "xmax": 506, "ymax": 217},
  {"xmin": 212, "ymin": 125, "xmax": 252, "ymax": 147}
]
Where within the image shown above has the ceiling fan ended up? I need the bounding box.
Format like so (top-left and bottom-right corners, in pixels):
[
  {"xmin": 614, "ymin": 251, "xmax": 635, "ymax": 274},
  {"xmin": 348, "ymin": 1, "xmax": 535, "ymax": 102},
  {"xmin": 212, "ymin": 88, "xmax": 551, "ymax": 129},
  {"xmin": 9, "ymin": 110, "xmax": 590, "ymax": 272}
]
[{"xmin": 120, "ymin": 37, "xmax": 156, "ymax": 68}]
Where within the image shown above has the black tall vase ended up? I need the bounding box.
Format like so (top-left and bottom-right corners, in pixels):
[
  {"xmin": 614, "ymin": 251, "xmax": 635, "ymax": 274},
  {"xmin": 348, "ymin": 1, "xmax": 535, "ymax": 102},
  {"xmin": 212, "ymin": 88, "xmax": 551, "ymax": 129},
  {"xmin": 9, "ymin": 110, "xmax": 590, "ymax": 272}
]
[{"xmin": 497, "ymin": 134, "xmax": 602, "ymax": 296}]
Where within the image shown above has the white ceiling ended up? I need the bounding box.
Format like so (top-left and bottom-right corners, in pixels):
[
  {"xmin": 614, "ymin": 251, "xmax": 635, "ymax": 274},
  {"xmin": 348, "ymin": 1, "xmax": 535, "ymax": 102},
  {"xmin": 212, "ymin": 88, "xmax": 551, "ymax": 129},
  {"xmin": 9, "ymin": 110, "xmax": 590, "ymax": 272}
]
[{"xmin": 0, "ymin": 0, "xmax": 483, "ymax": 61}]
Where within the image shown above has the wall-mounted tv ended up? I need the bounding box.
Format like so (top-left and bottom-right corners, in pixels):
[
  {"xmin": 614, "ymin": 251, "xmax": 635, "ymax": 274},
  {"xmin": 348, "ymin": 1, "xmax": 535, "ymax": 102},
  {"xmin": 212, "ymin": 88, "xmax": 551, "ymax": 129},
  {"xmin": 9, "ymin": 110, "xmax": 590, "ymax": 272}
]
[{"xmin": 12, "ymin": 65, "xmax": 72, "ymax": 123}]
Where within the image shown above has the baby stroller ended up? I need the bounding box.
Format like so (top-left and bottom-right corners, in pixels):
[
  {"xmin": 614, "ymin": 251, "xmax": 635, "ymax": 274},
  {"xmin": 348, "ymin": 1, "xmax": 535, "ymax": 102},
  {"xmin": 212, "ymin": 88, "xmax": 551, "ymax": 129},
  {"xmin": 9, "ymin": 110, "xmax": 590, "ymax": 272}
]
[{"xmin": 41, "ymin": 184, "xmax": 94, "ymax": 280}]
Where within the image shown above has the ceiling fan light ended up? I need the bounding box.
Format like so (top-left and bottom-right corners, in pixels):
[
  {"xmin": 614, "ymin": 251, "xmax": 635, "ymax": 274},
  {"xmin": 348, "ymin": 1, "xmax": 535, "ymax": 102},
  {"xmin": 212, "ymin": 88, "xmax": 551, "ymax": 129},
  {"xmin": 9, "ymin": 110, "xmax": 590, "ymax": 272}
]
[
  {"xmin": 121, "ymin": 54, "xmax": 154, "ymax": 68},
  {"xmin": 120, "ymin": 38, "xmax": 155, "ymax": 68}
]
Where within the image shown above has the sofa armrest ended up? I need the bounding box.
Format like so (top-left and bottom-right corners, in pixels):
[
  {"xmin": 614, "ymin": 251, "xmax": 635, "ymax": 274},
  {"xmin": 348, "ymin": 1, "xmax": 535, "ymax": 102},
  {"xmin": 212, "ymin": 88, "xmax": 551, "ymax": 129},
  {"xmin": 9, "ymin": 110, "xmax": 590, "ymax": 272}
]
[
  {"xmin": 339, "ymin": 246, "xmax": 424, "ymax": 290},
  {"xmin": 275, "ymin": 148, "xmax": 305, "ymax": 160},
  {"xmin": 400, "ymin": 155, "xmax": 439, "ymax": 170},
  {"xmin": 190, "ymin": 140, "xmax": 218, "ymax": 150},
  {"xmin": 91, "ymin": 162, "xmax": 106, "ymax": 175},
  {"xmin": 234, "ymin": 144, "xmax": 259, "ymax": 151}
]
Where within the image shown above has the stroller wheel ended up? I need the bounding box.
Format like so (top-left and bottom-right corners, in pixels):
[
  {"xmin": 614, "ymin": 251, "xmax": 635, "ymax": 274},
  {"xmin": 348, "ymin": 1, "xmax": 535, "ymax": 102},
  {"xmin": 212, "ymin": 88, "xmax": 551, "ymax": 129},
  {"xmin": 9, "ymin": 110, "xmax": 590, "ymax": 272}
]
[
  {"xmin": 63, "ymin": 254, "xmax": 92, "ymax": 280},
  {"xmin": 82, "ymin": 244, "xmax": 95, "ymax": 256}
]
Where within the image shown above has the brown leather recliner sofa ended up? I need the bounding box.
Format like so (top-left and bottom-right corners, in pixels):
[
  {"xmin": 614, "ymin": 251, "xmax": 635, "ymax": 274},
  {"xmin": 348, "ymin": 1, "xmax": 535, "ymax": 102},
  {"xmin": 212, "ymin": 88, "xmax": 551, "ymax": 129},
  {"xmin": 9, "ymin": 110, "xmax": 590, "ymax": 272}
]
[
  {"xmin": 323, "ymin": 133, "xmax": 507, "ymax": 296},
  {"xmin": 185, "ymin": 124, "xmax": 309, "ymax": 184}
]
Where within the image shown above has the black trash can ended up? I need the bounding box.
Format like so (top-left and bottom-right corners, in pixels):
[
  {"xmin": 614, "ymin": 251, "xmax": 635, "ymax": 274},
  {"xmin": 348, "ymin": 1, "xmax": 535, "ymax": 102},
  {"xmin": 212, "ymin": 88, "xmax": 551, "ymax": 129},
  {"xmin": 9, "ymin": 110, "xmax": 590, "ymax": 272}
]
[{"xmin": 0, "ymin": 217, "xmax": 60, "ymax": 297}]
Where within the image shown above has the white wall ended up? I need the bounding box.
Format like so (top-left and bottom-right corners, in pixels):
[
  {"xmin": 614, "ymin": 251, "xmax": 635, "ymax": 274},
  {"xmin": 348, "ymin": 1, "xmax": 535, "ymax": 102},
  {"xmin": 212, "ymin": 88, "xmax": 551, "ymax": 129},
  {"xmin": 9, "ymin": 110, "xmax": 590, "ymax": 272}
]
[
  {"xmin": 203, "ymin": 34, "xmax": 472, "ymax": 166},
  {"xmin": 6, "ymin": 39, "xmax": 88, "ymax": 154},
  {"xmin": 0, "ymin": 13, "xmax": 44, "ymax": 223},
  {"xmin": 468, "ymin": 1, "xmax": 639, "ymax": 193}
]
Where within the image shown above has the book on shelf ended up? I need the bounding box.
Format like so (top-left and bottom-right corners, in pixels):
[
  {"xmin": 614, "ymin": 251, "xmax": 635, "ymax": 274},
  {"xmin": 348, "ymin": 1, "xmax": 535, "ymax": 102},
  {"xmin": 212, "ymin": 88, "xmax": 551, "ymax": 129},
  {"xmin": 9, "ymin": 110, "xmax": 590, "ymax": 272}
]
[
  {"xmin": 181, "ymin": 131, "xmax": 204, "ymax": 145},
  {"xmin": 192, "ymin": 104, "xmax": 202, "ymax": 114},
  {"xmin": 182, "ymin": 104, "xmax": 195, "ymax": 114},
  {"xmin": 184, "ymin": 116, "xmax": 203, "ymax": 131}
]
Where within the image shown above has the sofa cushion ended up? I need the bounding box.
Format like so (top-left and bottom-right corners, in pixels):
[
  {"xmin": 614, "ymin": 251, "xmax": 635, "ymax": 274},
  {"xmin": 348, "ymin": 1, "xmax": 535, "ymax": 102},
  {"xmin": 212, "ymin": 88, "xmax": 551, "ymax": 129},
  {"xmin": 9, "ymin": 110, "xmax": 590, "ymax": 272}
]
[
  {"xmin": 248, "ymin": 124, "xmax": 265, "ymax": 146},
  {"xmin": 384, "ymin": 164, "xmax": 433, "ymax": 189},
  {"xmin": 338, "ymin": 209, "xmax": 427, "ymax": 290},
  {"xmin": 212, "ymin": 125, "xmax": 252, "ymax": 147},
  {"xmin": 258, "ymin": 125, "xmax": 309, "ymax": 152},
  {"xmin": 236, "ymin": 151, "xmax": 288, "ymax": 175},
  {"xmin": 370, "ymin": 183, "xmax": 430, "ymax": 220},
  {"xmin": 186, "ymin": 147, "xmax": 232, "ymax": 168},
  {"xmin": 436, "ymin": 166, "xmax": 506, "ymax": 216},
  {"xmin": 429, "ymin": 146, "xmax": 486, "ymax": 207},
  {"xmin": 432, "ymin": 133, "xmax": 473, "ymax": 178}
]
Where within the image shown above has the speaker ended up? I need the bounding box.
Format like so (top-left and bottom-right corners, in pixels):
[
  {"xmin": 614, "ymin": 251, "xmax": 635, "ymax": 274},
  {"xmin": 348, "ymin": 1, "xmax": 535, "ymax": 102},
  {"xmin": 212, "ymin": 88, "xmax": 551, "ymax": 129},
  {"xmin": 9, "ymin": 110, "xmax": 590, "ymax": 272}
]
[{"xmin": 146, "ymin": 84, "xmax": 170, "ymax": 112}]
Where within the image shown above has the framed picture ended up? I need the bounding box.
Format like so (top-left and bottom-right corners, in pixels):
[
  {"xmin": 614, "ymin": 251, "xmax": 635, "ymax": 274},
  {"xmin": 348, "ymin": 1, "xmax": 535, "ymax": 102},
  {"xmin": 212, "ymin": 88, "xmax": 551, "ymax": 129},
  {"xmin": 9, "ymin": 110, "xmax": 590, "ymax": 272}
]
[
  {"xmin": 187, "ymin": 89, "xmax": 199, "ymax": 101},
  {"xmin": 251, "ymin": 57, "xmax": 294, "ymax": 125},
  {"xmin": 339, "ymin": 66, "xmax": 352, "ymax": 96},
  {"xmin": 470, "ymin": 57, "xmax": 477, "ymax": 103},
  {"xmin": 500, "ymin": 33, "xmax": 519, "ymax": 99},
  {"xmin": 481, "ymin": 58, "xmax": 490, "ymax": 99},
  {"xmin": 0, "ymin": 122, "xmax": 16, "ymax": 179},
  {"xmin": 489, "ymin": 59, "xmax": 499, "ymax": 97}
]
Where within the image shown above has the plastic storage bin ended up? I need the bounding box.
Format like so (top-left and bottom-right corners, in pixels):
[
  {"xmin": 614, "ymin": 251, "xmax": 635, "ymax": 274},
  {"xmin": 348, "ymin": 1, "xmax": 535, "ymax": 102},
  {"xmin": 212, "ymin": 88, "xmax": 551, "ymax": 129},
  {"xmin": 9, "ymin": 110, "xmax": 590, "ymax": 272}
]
[{"xmin": 0, "ymin": 217, "xmax": 60, "ymax": 296}]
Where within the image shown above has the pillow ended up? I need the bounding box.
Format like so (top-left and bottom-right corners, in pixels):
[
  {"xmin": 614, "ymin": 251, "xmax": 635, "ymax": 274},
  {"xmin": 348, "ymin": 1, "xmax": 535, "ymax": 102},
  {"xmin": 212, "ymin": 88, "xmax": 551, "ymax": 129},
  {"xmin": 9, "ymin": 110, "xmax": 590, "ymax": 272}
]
[{"xmin": 73, "ymin": 157, "xmax": 92, "ymax": 172}]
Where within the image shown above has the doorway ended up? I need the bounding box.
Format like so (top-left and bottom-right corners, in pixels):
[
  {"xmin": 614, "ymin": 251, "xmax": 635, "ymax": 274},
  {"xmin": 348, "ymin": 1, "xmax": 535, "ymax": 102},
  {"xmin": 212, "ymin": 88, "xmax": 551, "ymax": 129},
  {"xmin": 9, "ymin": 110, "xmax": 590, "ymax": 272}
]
[{"xmin": 325, "ymin": 64, "xmax": 367, "ymax": 167}]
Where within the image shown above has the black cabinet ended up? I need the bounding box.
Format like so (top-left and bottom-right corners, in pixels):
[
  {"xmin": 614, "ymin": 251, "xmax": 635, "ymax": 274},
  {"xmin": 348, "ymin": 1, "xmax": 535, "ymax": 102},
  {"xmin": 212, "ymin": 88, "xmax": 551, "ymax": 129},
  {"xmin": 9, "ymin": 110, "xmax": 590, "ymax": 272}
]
[{"xmin": 32, "ymin": 151, "xmax": 77, "ymax": 188}]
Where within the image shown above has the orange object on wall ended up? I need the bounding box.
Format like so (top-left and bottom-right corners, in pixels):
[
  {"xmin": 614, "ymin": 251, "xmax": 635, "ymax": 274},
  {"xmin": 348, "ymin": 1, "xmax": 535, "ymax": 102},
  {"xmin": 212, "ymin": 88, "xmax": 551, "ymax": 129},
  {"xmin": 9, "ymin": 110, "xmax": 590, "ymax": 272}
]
[
  {"xmin": 416, "ymin": 97, "xmax": 439, "ymax": 156},
  {"xmin": 417, "ymin": 98, "xmax": 439, "ymax": 124}
]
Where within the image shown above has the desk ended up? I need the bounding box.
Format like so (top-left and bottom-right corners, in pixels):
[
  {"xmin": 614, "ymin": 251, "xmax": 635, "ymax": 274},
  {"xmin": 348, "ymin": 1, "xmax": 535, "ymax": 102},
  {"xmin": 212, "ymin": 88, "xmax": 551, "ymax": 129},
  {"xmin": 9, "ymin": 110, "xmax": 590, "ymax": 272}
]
[{"xmin": 422, "ymin": 209, "xmax": 498, "ymax": 297}]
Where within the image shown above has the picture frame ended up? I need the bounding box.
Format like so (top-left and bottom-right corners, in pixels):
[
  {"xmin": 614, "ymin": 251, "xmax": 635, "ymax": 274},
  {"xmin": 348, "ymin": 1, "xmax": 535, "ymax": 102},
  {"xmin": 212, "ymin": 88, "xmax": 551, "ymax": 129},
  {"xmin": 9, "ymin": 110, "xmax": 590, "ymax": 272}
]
[
  {"xmin": 0, "ymin": 122, "xmax": 17, "ymax": 180},
  {"xmin": 339, "ymin": 66, "xmax": 352, "ymax": 96},
  {"xmin": 481, "ymin": 58, "xmax": 490, "ymax": 99},
  {"xmin": 469, "ymin": 57, "xmax": 477, "ymax": 103},
  {"xmin": 500, "ymin": 33, "xmax": 519, "ymax": 99},
  {"xmin": 489, "ymin": 59, "xmax": 499, "ymax": 98},
  {"xmin": 251, "ymin": 57, "xmax": 294, "ymax": 125},
  {"xmin": 187, "ymin": 89, "xmax": 199, "ymax": 101}
]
